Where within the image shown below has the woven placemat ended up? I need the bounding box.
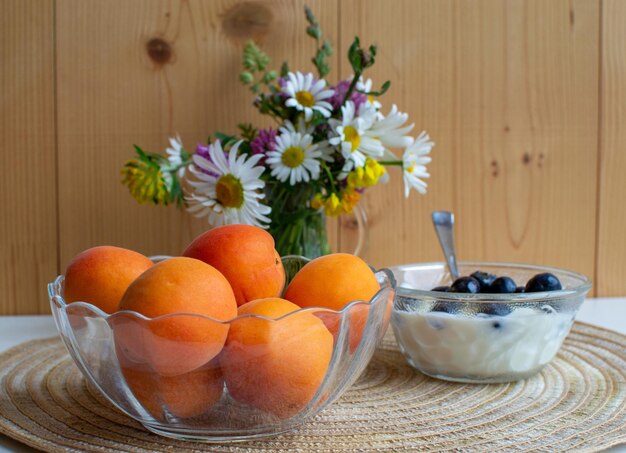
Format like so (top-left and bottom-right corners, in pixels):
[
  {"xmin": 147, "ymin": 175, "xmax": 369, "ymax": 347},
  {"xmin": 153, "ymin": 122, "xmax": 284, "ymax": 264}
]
[{"xmin": 0, "ymin": 322, "xmax": 624, "ymax": 452}]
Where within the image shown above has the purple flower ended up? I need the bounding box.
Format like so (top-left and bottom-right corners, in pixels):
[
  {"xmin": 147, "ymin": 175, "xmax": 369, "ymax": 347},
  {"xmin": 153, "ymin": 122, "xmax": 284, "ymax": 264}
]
[
  {"xmin": 195, "ymin": 143, "xmax": 210, "ymax": 160},
  {"xmin": 250, "ymin": 128, "xmax": 278, "ymax": 162},
  {"xmin": 329, "ymin": 79, "xmax": 367, "ymax": 111},
  {"xmin": 193, "ymin": 143, "xmax": 221, "ymax": 177}
]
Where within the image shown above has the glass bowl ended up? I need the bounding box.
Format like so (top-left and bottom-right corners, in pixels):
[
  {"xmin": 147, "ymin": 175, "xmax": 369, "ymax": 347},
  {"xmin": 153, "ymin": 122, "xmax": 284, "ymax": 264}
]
[
  {"xmin": 389, "ymin": 262, "xmax": 591, "ymax": 384},
  {"xmin": 48, "ymin": 256, "xmax": 395, "ymax": 442}
]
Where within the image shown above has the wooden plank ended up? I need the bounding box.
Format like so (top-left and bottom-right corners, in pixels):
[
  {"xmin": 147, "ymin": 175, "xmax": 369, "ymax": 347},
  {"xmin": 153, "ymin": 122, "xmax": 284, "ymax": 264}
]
[
  {"xmin": 0, "ymin": 0, "xmax": 57, "ymax": 314},
  {"xmin": 338, "ymin": 0, "xmax": 599, "ymax": 286},
  {"xmin": 597, "ymin": 0, "xmax": 626, "ymax": 296},
  {"xmin": 56, "ymin": 0, "xmax": 339, "ymax": 270}
]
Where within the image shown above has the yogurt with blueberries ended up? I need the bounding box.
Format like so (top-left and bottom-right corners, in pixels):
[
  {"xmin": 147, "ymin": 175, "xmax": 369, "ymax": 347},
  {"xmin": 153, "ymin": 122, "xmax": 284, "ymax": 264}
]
[
  {"xmin": 392, "ymin": 305, "xmax": 574, "ymax": 382},
  {"xmin": 391, "ymin": 270, "xmax": 576, "ymax": 382}
]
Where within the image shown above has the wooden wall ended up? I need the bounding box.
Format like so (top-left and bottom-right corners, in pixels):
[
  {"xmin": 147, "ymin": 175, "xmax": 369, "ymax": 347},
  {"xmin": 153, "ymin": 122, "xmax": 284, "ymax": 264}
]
[{"xmin": 1, "ymin": 0, "xmax": 624, "ymax": 315}]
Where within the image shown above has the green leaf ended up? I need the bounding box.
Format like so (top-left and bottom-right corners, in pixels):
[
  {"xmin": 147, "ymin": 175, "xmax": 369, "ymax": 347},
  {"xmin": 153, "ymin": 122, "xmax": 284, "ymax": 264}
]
[
  {"xmin": 322, "ymin": 40, "xmax": 333, "ymax": 56},
  {"xmin": 133, "ymin": 144, "xmax": 149, "ymax": 160},
  {"xmin": 243, "ymin": 55, "xmax": 256, "ymax": 71},
  {"xmin": 363, "ymin": 80, "xmax": 391, "ymax": 96},
  {"xmin": 133, "ymin": 145, "xmax": 165, "ymax": 169},
  {"xmin": 348, "ymin": 37, "xmax": 362, "ymax": 72},
  {"xmin": 238, "ymin": 123, "xmax": 258, "ymax": 141},
  {"xmin": 240, "ymin": 71, "xmax": 253, "ymax": 84},
  {"xmin": 280, "ymin": 61, "xmax": 289, "ymax": 77},
  {"xmin": 304, "ymin": 5, "xmax": 317, "ymax": 26},
  {"xmin": 242, "ymin": 40, "xmax": 271, "ymax": 72},
  {"xmin": 263, "ymin": 70, "xmax": 277, "ymax": 83},
  {"xmin": 366, "ymin": 44, "xmax": 377, "ymax": 67},
  {"xmin": 313, "ymin": 50, "xmax": 330, "ymax": 77},
  {"xmin": 306, "ymin": 25, "xmax": 321, "ymax": 40},
  {"xmin": 214, "ymin": 131, "xmax": 238, "ymax": 145},
  {"xmin": 169, "ymin": 177, "xmax": 185, "ymax": 208}
]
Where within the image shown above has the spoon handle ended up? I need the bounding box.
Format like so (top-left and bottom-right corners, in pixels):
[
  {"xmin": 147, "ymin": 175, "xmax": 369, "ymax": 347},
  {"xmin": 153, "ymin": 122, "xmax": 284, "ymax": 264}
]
[{"xmin": 432, "ymin": 211, "xmax": 460, "ymax": 281}]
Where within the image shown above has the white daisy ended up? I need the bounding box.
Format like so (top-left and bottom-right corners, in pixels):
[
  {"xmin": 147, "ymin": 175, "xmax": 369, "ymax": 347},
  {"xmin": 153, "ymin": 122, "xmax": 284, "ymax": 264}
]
[
  {"xmin": 356, "ymin": 76, "xmax": 382, "ymax": 110},
  {"xmin": 403, "ymin": 131, "xmax": 434, "ymax": 198},
  {"xmin": 370, "ymin": 104, "xmax": 415, "ymax": 149},
  {"xmin": 283, "ymin": 72, "xmax": 334, "ymax": 121},
  {"xmin": 329, "ymin": 101, "xmax": 384, "ymax": 173},
  {"xmin": 266, "ymin": 131, "xmax": 322, "ymax": 185},
  {"xmin": 280, "ymin": 119, "xmax": 334, "ymax": 163},
  {"xmin": 185, "ymin": 140, "xmax": 271, "ymax": 228},
  {"xmin": 165, "ymin": 134, "xmax": 186, "ymax": 177},
  {"xmin": 279, "ymin": 118, "xmax": 315, "ymax": 136}
]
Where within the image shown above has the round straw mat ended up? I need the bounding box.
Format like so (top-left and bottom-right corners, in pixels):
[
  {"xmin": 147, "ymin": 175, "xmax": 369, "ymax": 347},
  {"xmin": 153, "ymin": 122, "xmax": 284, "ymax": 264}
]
[{"xmin": 0, "ymin": 322, "xmax": 624, "ymax": 452}]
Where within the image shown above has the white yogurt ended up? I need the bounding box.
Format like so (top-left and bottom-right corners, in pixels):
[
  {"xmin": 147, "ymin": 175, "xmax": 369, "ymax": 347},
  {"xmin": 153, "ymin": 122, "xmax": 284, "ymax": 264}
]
[{"xmin": 392, "ymin": 307, "xmax": 574, "ymax": 381}]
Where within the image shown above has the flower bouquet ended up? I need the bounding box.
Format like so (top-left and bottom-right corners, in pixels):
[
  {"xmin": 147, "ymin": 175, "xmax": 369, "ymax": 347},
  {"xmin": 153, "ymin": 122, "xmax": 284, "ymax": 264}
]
[{"xmin": 122, "ymin": 6, "xmax": 433, "ymax": 258}]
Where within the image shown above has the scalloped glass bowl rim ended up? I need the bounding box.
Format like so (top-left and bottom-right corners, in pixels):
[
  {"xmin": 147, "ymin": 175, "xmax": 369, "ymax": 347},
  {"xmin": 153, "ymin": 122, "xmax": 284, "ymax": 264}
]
[
  {"xmin": 49, "ymin": 255, "xmax": 395, "ymax": 323},
  {"xmin": 391, "ymin": 261, "xmax": 591, "ymax": 303}
]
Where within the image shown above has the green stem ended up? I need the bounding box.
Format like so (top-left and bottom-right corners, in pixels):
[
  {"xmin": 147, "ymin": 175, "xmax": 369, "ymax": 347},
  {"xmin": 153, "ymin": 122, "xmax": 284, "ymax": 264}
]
[
  {"xmin": 321, "ymin": 161, "xmax": 337, "ymax": 193},
  {"xmin": 379, "ymin": 160, "xmax": 403, "ymax": 166},
  {"xmin": 341, "ymin": 71, "xmax": 362, "ymax": 106}
]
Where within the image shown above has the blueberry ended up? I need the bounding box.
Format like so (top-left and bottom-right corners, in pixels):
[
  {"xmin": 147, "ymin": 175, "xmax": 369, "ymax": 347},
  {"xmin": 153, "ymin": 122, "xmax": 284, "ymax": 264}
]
[
  {"xmin": 525, "ymin": 273, "xmax": 562, "ymax": 292},
  {"xmin": 431, "ymin": 302, "xmax": 460, "ymax": 314},
  {"xmin": 489, "ymin": 276, "xmax": 517, "ymax": 293},
  {"xmin": 450, "ymin": 276, "xmax": 481, "ymax": 294},
  {"xmin": 480, "ymin": 303, "xmax": 512, "ymax": 316},
  {"xmin": 470, "ymin": 271, "xmax": 497, "ymax": 292},
  {"xmin": 431, "ymin": 286, "xmax": 451, "ymax": 292},
  {"xmin": 515, "ymin": 286, "xmax": 526, "ymax": 293}
]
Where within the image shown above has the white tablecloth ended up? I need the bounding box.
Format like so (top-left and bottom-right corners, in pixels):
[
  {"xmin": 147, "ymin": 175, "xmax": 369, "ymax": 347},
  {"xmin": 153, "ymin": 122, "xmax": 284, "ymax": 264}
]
[{"xmin": 1, "ymin": 298, "xmax": 625, "ymax": 452}]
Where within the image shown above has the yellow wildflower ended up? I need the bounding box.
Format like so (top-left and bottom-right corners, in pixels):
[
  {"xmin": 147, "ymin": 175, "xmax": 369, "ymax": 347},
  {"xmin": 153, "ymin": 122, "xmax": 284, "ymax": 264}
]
[
  {"xmin": 121, "ymin": 159, "xmax": 170, "ymax": 205},
  {"xmin": 324, "ymin": 193, "xmax": 343, "ymax": 217},
  {"xmin": 311, "ymin": 193, "xmax": 324, "ymax": 210},
  {"xmin": 347, "ymin": 159, "xmax": 386, "ymax": 188},
  {"xmin": 341, "ymin": 189, "xmax": 361, "ymax": 214}
]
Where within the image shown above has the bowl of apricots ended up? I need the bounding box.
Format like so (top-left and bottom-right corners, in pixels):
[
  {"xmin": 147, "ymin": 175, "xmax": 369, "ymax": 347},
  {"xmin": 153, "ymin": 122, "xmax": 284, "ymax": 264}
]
[{"xmin": 48, "ymin": 224, "xmax": 395, "ymax": 441}]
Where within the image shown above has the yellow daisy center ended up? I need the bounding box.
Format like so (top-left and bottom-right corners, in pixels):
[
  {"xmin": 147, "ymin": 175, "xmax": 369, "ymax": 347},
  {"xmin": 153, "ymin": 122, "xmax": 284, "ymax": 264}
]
[
  {"xmin": 282, "ymin": 146, "xmax": 305, "ymax": 168},
  {"xmin": 215, "ymin": 174, "xmax": 244, "ymax": 208},
  {"xmin": 295, "ymin": 90, "xmax": 315, "ymax": 107},
  {"xmin": 406, "ymin": 162, "xmax": 416, "ymax": 174},
  {"xmin": 343, "ymin": 126, "xmax": 361, "ymax": 152}
]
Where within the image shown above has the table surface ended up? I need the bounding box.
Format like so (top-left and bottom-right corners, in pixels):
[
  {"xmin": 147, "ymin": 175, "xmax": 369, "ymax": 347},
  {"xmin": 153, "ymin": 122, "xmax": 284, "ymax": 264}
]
[{"xmin": 1, "ymin": 298, "xmax": 625, "ymax": 452}]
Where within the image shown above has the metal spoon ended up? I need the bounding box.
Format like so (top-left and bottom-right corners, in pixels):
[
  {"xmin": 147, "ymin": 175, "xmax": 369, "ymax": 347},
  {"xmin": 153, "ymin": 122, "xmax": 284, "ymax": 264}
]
[{"xmin": 431, "ymin": 211, "xmax": 460, "ymax": 281}]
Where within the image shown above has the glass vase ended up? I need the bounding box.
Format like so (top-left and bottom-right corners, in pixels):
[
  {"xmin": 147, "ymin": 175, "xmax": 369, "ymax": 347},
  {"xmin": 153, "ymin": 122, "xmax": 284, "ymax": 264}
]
[{"xmin": 265, "ymin": 183, "xmax": 368, "ymax": 259}]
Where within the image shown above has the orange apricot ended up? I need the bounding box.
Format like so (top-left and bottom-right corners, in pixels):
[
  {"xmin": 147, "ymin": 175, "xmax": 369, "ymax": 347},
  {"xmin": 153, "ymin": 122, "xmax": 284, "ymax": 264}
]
[
  {"xmin": 117, "ymin": 257, "xmax": 237, "ymax": 376},
  {"xmin": 283, "ymin": 253, "xmax": 381, "ymax": 352},
  {"xmin": 63, "ymin": 246, "xmax": 153, "ymax": 314},
  {"xmin": 117, "ymin": 346, "xmax": 223, "ymax": 419},
  {"xmin": 220, "ymin": 297, "xmax": 333, "ymax": 418},
  {"xmin": 183, "ymin": 224, "xmax": 285, "ymax": 306}
]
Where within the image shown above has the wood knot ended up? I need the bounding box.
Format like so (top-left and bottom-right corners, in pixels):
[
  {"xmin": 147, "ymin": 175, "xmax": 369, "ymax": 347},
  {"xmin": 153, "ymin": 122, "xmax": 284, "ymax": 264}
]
[
  {"xmin": 522, "ymin": 152, "xmax": 531, "ymax": 164},
  {"xmin": 343, "ymin": 216, "xmax": 359, "ymax": 230},
  {"xmin": 504, "ymin": 125, "xmax": 511, "ymax": 133},
  {"xmin": 222, "ymin": 2, "xmax": 273, "ymax": 44},
  {"xmin": 146, "ymin": 38, "xmax": 173, "ymax": 65},
  {"xmin": 491, "ymin": 159, "xmax": 499, "ymax": 177}
]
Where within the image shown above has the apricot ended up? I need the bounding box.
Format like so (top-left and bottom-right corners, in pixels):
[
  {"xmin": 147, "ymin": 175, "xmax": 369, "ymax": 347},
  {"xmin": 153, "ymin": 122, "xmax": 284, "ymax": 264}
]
[
  {"xmin": 183, "ymin": 224, "xmax": 285, "ymax": 306},
  {"xmin": 117, "ymin": 346, "xmax": 223, "ymax": 419},
  {"xmin": 63, "ymin": 246, "xmax": 153, "ymax": 314},
  {"xmin": 116, "ymin": 257, "xmax": 237, "ymax": 376},
  {"xmin": 220, "ymin": 298, "xmax": 333, "ymax": 418},
  {"xmin": 283, "ymin": 253, "xmax": 381, "ymax": 352}
]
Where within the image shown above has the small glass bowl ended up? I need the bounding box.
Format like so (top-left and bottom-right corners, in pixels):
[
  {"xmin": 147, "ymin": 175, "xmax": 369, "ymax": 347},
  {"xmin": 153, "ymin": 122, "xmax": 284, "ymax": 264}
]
[
  {"xmin": 48, "ymin": 256, "xmax": 394, "ymax": 442},
  {"xmin": 389, "ymin": 262, "xmax": 591, "ymax": 384}
]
